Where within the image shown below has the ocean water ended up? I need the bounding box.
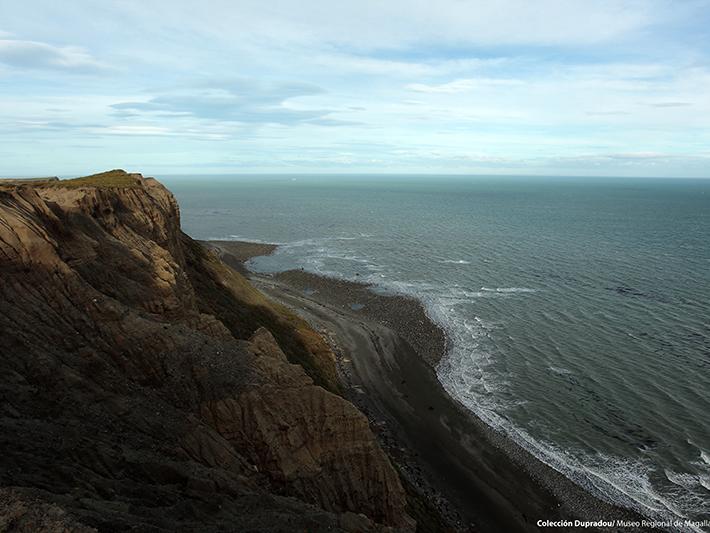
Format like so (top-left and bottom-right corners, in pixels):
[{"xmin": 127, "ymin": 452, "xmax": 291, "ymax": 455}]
[{"xmin": 165, "ymin": 175, "xmax": 710, "ymax": 528}]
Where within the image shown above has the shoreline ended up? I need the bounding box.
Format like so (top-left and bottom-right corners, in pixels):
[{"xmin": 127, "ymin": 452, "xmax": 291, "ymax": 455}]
[{"xmin": 204, "ymin": 240, "xmax": 652, "ymax": 532}]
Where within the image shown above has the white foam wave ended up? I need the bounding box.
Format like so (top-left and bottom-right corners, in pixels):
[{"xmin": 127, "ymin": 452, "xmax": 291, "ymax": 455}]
[
  {"xmin": 284, "ymin": 234, "xmax": 373, "ymax": 245},
  {"xmin": 333, "ymin": 233, "xmax": 375, "ymax": 240},
  {"xmin": 237, "ymin": 234, "xmax": 373, "ymax": 252},
  {"xmin": 225, "ymin": 234, "xmax": 283, "ymax": 245},
  {"xmin": 480, "ymin": 286, "xmax": 537, "ymax": 293},
  {"xmin": 439, "ymin": 360, "xmax": 710, "ymax": 531},
  {"xmin": 434, "ymin": 291, "xmax": 707, "ymax": 530},
  {"xmin": 665, "ymin": 469, "xmax": 710, "ymax": 493},
  {"xmin": 686, "ymin": 441, "xmax": 710, "ymax": 472},
  {"xmin": 442, "ymin": 287, "xmax": 487, "ymax": 299},
  {"xmin": 440, "ymin": 259, "xmax": 471, "ymax": 264},
  {"xmin": 266, "ymin": 242, "xmax": 436, "ymax": 299},
  {"xmin": 246, "ymin": 233, "xmax": 704, "ymax": 529}
]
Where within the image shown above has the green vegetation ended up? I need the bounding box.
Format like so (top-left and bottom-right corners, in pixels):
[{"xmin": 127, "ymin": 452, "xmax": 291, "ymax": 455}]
[
  {"xmin": 51, "ymin": 169, "xmax": 142, "ymax": 188},
  {"xmin": 0, "ymin": 177, "xmax": 58, "ymax": 189},
  {"xmin": 0, "ymin": 177, "xmax": 58, "ymax": 183},
  {"xmin": 1, "ymin": 170, "xmax": 143, "ymax": 190}
]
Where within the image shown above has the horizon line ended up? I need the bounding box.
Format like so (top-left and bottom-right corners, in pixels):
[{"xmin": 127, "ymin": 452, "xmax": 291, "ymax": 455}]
[{"xmin": 3, "ymin": 172, "xmax": 709, "ymax": 181}]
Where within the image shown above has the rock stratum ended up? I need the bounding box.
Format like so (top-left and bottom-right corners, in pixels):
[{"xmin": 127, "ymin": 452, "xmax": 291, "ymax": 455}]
[{"xmin": 0, "ymin": 170, "xmax": 413, "ymax": 532}]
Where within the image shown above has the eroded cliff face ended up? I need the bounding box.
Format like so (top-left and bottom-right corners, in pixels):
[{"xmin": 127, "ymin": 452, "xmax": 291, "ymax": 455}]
[{"xmin": 0, "ymin": 171, "xmax": 413, "ymax": 532}]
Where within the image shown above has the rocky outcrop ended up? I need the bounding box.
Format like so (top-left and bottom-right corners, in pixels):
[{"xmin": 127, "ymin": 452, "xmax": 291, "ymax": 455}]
[
  {"xmin": 0, "ymin": 171, "xmax": 413, "ymax": 531},
  {"xmin": 201, "ymin": 328, "xmax": 407, "ymax": 524},
  {"xmin": 0, "ymin": 489, "xmax": 96, "ymax": 533}
]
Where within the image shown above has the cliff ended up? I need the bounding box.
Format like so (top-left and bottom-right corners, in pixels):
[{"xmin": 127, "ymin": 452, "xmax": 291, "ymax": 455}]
[{"xmin": 0, "ymin": 170, "xmax": 413, "ymax": 531}]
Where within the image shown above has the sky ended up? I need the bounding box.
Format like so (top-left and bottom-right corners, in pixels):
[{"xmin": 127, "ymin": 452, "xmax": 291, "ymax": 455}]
[{"xmin": 1, "ymin": 0, "xmax": 709, "ymax": 177}]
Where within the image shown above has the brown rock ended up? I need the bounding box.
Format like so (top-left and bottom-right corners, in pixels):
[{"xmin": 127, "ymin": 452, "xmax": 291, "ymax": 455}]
[
  {"xmin": 0, "ymin": 488, "xmax": 96, "ymax": 532},
  {"xmin": 0, "ymin": 170, "xmax": 413, "ymax": 532}
]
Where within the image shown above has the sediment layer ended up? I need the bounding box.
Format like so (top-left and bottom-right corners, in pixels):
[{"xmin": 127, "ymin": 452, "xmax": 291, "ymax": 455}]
[{"xmin": 0, "ymin": 171, "xmax": 413, "ymax": 532}]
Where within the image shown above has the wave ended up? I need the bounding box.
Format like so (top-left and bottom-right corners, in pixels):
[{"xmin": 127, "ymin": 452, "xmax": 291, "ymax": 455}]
[
  {"xmin": 223, "ymin": 233, "xmax": 374, "ymax": 249},
  {"xmin": 396, "ymin": 277, "xmax": 706, "ymax": 529},
  {"xmin": 439, "ymin": 259, "xmax": 471, "ymax": 264},
  {"xmin": 245, "ymin": 235, "xmax": 704, "ymax": 529},
  {"xmin": 665, "ymin": 469, "xmax": 710, "ymax": 492},
  {"xmin": 333, "ymin": 233, "xmax": 375, "ymax": 240},
  {"xmin": 480, "ymin": 287, "xmax": 537, "ymax": 293},
  {"xmin": 435, "ymin": 299, "xmax": 706, "ymax": 531},
  {"xmin": 686, "ymin": 441, "xmax": 710, "ymax": 472},
  {"xmin": 225, "ymin": 234, "xmax": 283, "ymax": 245}
]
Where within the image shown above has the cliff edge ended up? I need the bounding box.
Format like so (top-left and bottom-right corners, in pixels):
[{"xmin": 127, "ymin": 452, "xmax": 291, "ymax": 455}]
[{"xmin": 0, "ymin": 170, "xmax": 413, "ymax": 531}]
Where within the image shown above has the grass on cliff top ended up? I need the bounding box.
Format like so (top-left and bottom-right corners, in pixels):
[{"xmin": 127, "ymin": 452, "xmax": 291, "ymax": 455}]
[
  {"xmin": 0, "ymin": 170, "xmax": 143, "ymax": 190},
  {"xmin": 52, "ymin": 169, "xmax": 142, "ymax": 188}
]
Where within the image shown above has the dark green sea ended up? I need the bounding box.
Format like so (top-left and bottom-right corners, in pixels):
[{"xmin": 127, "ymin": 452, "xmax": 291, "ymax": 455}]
[{"xmin": 165, "ymin": 175, "xmax": 710, "ymax": 527}]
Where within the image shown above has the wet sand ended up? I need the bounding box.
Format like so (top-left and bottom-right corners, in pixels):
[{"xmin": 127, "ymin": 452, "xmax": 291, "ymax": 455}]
[{"xmin": 205, "ymin": 240, "xmax": 651, "ymax": 532}]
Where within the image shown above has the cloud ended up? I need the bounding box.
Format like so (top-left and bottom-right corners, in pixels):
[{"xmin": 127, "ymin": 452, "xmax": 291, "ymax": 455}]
[
  {"xmin": 407, "ymin": 78, "xmax": 523, "ymax": 94},
  {"xmin": 586, "ymin": 111, "xmax": 632, "ymax": 116},
  {"xmin": 111, "ymin": 79, "xmax": 349, "ymax": 126},
  {"xmin": 309, "ymin": 54, "xmax": 507, "ymax": 78},
  {"xmin": 306, "ymin": 117, "xmax": 363, "ymax": 127},
  {"xmin": 549, "ymin": 151, "xmax": 710, "ymax": 165},
  {"xmin": 0, "ymin": 118, "xmax": 232, "ymax": 142},
  {"xmin": 12, "ymin": 120, "xmax": 101, "ymax": 130},
  {"xmin": 0, "ymin": 38, "xmax": 106, "ymax": 73},
  {"xmin": 648, "ymin": 101, "xmax": 692, "ymax": 107},
  {"xmin": 92, "ymin": 125, "xmax": 228, "ymax": 140},
  {"xmin": 110, "ymin": 0, "xmax": 668, "ymax": 49},
  {"xmin": 1, "ymin": 1, "xmax": 709, "ymax": 176},
  {"xmin": 603, "ymin": 151, "xmax": 678, "ymax": 160}
]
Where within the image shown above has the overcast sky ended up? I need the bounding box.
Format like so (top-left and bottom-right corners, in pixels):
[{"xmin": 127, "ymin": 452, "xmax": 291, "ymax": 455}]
[{"xmin": 1, "ymin": 0, "xmax": 709, "ymax": 177}]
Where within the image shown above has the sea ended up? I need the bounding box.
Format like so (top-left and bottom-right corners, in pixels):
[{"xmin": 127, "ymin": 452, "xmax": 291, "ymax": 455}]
[{"xmin": 164, "ymin": 174, "xmax": 710, "ymax": 529}]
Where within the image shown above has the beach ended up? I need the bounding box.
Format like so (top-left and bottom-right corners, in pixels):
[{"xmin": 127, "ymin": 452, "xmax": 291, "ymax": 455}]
[{"xmin": 205, "ymin": 240, "xmax": 652, "ymax": 532}]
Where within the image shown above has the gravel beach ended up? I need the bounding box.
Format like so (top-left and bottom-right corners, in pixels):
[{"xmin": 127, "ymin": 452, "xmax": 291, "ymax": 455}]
[{"xmin": 204, "ymin": 239, "xmax": 653, "ymax": 533}]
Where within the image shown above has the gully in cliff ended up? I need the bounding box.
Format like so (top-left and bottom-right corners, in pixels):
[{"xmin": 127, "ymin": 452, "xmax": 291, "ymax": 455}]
[{"xmin": 0, "ymin": 171, "xmax": 414, "ymax": 532}]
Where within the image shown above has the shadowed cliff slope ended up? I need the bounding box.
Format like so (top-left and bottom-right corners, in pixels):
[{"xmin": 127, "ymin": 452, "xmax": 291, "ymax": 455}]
[{"xmin": 0, "ymin": 170, "xmax": 413, "ymax": 532}]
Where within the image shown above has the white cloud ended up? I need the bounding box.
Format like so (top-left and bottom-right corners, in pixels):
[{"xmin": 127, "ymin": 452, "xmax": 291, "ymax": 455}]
[
  {"xmin": 604, "ymin": 151, "xmax": 680, "ymax": 160},
  {"xmin": 309, "ymin": 54, "xmax": 508, "ymax": 78},
  {"xmin": 106, "ymin": 0, "xmax": 667, "ymax": 48},
  {"xmin": 94, "ymin": 125, "xmax": 228, "ymax": 140},
  {"xmin": 648, "ymin": 102, "xmax": 692, "ymax": 108},
  {"xmin": 407, "ymin": 78, "xmax": 524, "ymax": 94},
  {"xmin": 0, "ymin": 38, "xmax": 106, "ymax": 73},
  {"xmin": 0, "ymin": 0, "xmax": 708, "ymax": 176},
  {"xmin": 0, "ymin": 0, "xmax": 672, "ymax": 63},
  {"xmin": 110, "ymin": 78, "xmax": 348, "ymax": 126},
  {"xmin": 99, "ymin": 125, "xmax": 173, "ymax": 136}
]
